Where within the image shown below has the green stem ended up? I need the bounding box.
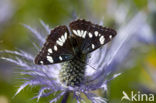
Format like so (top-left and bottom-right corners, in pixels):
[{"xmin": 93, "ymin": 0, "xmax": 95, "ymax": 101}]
[{"xmin": 61, "ymin": 92, "xmax": 69, "ymax": 103}]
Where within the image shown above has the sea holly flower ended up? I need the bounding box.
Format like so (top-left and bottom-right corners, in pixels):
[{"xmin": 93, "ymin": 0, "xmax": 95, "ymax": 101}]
[{"xmin": 1, "ymin": 12, "xmax": 153, "ymax": 103}]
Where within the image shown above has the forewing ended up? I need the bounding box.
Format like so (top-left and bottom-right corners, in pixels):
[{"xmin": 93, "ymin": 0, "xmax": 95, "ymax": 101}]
[
  {"xmin": 69, "ymin": 19, "xmax": 117, "ymax": 54},
  {"xmin": 35, "ymin": 25, "xmax": 74, "ymax": 65}
]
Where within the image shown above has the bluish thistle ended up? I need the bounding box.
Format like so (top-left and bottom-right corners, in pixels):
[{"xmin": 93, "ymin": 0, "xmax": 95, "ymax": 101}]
[{"xmin": 1, "ymin": 12, "xmax": 153, "ymax": 103}]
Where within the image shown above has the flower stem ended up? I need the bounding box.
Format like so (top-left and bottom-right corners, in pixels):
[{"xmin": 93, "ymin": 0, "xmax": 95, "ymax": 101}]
[{"xmin": 61, "ymin": 92, "xmax": 69, "ymax": 103}]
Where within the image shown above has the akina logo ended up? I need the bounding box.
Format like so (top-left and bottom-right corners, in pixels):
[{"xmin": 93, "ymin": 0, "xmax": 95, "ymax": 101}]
[{"xmin": 121, "ymin": 91, "xmax": 155, "ymax": 102}]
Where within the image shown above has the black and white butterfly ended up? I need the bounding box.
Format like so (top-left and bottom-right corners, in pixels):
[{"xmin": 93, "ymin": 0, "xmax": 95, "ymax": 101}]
[{"xmin": 35, "ymin": 19, "xmax": 117, "ymax": 65}]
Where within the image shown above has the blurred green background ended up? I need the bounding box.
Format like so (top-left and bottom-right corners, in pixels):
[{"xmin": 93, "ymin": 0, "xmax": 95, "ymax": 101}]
[{"xmin": 0, "ymin": 0, "xmax": 156, "ymax": 103}]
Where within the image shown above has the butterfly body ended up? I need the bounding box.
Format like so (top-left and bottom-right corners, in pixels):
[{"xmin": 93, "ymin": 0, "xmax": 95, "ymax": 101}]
[
  {"xmin": 59, "ymin": 54, "xmax": 87, "ymax": 86},
  {"xmin": 35, "ymin": 19, "xmax": 117, "ymax": 86}
]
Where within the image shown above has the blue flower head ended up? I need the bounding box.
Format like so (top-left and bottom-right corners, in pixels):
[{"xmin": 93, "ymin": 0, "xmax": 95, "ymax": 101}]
[{"xmin": 1, "ymin": 12, "xmax": 154, "ymax": 103}]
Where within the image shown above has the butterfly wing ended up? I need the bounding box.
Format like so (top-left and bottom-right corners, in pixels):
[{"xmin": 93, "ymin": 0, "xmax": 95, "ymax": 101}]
[
  {"xmin": 35, "ymin": 25, "xmax": 74, "ymax": 65},
  {"xmin": 69, "ymin": 19, "xmax": 117, "ymax": 54}
]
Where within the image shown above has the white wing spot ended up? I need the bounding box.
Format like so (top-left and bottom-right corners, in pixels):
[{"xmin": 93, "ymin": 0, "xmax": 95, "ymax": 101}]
[
  {"xmin": 99, "ymin": 34, "xmax": 101, "ymax": 36},
  {"xmin": 77, "ymin": 30, "xmax": 81, "ymax": 37},
  {"xmin": 88, "ymin": 32, "xmax": 93, "ymax": 38},
  {"xmin": 109, "ymin": 35, "xmax": 112, "ymax": 39},
  {"xmin": 73, "ymin": 30, "xmax": 78, "ymax": 35},
  {"xmin": 94, "ymin": 31, "xmax": 98, "ymax": 37},
  {"xmin": 58, "ymin": 38, "xmax": 63, "ymax": 42},
  {"xmin": 61, "ymin": 35, "xmax": 65, "ymax": 42},
  {"xmin": 99, "ymin": 36, "xmax": 105, "ymax": 44},
  {"xmin": 82, "ymin": 31, "xmax": 87, "ymax": 38},
  {"xmin": 64, "ymin": 32, "xmax": 67, "ymax": 40},
  {"xmin": 46, "ymin": 56, "xmax": 53, "ymax": 63},
  {"xmin": 57, "ymin": 32, "xmax": 68, "ymax": 46},
  {"xmin": 59, "ymin": 56, "xmax": 63, "ymax": 61},
  {"xmin": 92, "ymin": 44, "xmax": 95, "ymax": 49},
  {"xmin": 56, "ymin": 40, "xmax": 63, "ymax": 46},
  {"xmin": 48, "ymin": 48, "xmax": 53, "ymax": 53},
  {"xmin": 73, "ymin": 30, "xmax": 82, "ymax": 37},
  {"xmin": 40, "ymin": 61, "xmax": 43, "ymax": 64},
  {"xmin": 54, "ymin": 45, "xmax": 58, "ymax": 51},
  {"xmin": 80, "ymin": 30, "xmax": 84, "ymax": 37}
]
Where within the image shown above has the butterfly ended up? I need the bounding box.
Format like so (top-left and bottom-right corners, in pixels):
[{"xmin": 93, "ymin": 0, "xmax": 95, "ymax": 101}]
[{"xmin": 34, "ymin": 19, "xmax": 117, "ymax": 65}]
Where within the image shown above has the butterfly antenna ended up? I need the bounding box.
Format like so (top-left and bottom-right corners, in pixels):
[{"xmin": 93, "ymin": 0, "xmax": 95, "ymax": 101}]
[
  {"xmin": 79, "ymin": 59, "xmax": 96, "ymax": 70},
  {"xmin": 86, "ymin": 63, "xmax": 96, "ymax": 70}
]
